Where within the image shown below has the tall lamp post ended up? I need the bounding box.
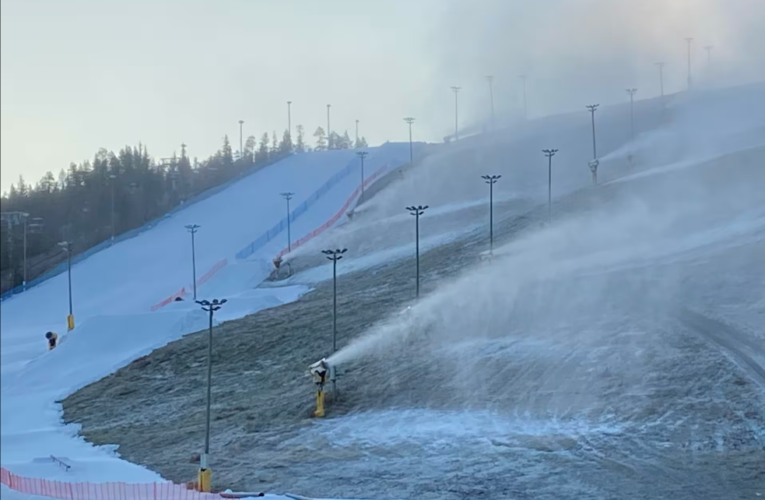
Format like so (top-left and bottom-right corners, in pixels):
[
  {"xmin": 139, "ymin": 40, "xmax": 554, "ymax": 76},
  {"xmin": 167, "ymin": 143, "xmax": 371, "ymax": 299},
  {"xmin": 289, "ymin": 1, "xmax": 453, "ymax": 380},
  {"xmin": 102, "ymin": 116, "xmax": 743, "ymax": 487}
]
[
  {"xmin": 195, "ymin": 298, "xmax": 227, "ymax": 493},
  {"xmin": 326, "ymin": 104, "xmax": 332, "ymax": 149},
  {"xmin": 58, "ymin": 241, "xmax": 74, "ymax": 330},
  {"xmin": 481, "ymin": 175, "xmax": 501, "ymax": 253},
  {"xmin": 238, "ymin": 120, "xmax": 244, "ymax": 158},
  {"xmin": 404, "ymin": 117, "xmax": 415, "ymax": 164},
  {"xmin": 542, "ymin": 149, "xmax": 558, "ymax": 222},
  {"xmin": 450, "ymin": 86, "xmax": 461, "ymax": 141},
  {"xmin": 109, "ymin": 174, "xmax": 117, "ymax": 243},
  {"xmin": 685, "ymin": 37, "xmax": 694, "ymax": 90},
  {"xmin": 185, "ymin": 224, "xmax": 201, "ymax": 300},
  {"xmin": 280, "ymin": 192, "xmax": 294, "ymax": 252},
  {"xmin": 321, "ymin": 249, "xmax": 347, "ymax": 354},
  {"xmin": 486, "ymin": 75, "xmax": 495, "ymax": 130},
  {"xmin": 586, "ymin": 104, "xmax": 600, "ymax": 185},
  {"xmin": 626, "ymin": 89, "xmax": 638, "ymax": 141},
  {"xmin": 356, "ymin": 152, "xmax": 368, "ymax": 197},
  {"xmin": 287, "ymin": 101, "xmax": 292, "ymax": 140},
  {"xmin": 406, "ymin": 205, "xmax": 429, "ymax": 297}
]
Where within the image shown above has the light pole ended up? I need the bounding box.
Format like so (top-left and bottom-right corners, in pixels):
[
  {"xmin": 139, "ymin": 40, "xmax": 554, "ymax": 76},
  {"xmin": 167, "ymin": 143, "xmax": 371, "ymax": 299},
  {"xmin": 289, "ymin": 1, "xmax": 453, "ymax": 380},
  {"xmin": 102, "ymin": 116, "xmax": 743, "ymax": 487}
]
[
  {"xmin": 321, "ymin": 249, "xmax": 347, "ymax": 354},
  {"xmin": 195, "ymin": 298, "xmax": 227, "ymax": 493},
  {"xmin": 25, "ymin": 216, "xmax": 43, "ymax": 290},
  {"xmin": 109, "ymin": 174, "xmax": 117, "ymax": 244},
  {"xmin": 58, "ymin": 241, "xmax": 74, "ymax": 331},
  {"xmin": 238, "ymin": 120, "xmax": 244, "ymax": 158},
  {"xmin": 406, "ymin": 205, "xmax": 429, "ymax": 298},
  {"xmin": 486, "ymin": 75, "xmax": 495, "ymax": 130},
  {"xmin": 519, "ymin": 75, "xmax": 528, "ymax": 120},
  {"xmin": 281, "ymin": 193, "xmax": 294, "ymax": 252},
  {"xmin": 626, "ymin": 89, "xmax": 638, "ymax": 141},
  {"xmin": 326, "ymin": 104, "xmax": 331, "ymax": 149},
  {"xmin": 404, "ymin": 117, "xmax": 415, "ymax": 163},
  {"xmin": 685, "ymin": 37, "xmax": 694, "ymax": 90},
  {"xmin": 287, "ymin": 101, "xmax": 292, "ymax": 140},
  {"xmin": 185, "ymin": 224, "xmax": 200, "ymax": 300},
  {"xmin": 356, "ymin": 152, "xmax": 368, "ymax": 197},
  {"xmin": 586, "ymin": 104, "xmax": 600, "ymax": 185},
  {"xmin": 481, "ymin": 175, "xmax": 501, "ymax": 253},
  {"xmin": 451, "ymin": 86, "xmax": 461, "ymax": 141},
  {"xmin": 542, "ymin": 149, "xmax": 558, "ymax": 222}
]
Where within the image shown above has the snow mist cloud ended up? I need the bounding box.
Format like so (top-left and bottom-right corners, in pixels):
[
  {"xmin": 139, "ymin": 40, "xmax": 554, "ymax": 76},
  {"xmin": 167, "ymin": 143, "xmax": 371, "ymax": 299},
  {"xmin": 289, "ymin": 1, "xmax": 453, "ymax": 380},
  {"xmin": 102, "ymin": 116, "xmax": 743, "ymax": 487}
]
[{"xmin": 430, "ymin": 0, "xmax": 765, "ymax": 125}]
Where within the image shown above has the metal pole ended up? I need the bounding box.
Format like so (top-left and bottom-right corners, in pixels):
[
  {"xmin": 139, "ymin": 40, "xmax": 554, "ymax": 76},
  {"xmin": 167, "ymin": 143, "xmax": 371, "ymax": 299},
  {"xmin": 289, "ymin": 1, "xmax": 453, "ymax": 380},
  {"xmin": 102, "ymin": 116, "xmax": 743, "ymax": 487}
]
[
  {"xmin": 404, "ymin": 118, "xmax": 415, "ymax": 163},
  {"xmin": 238, "ymin": 120, "xmax": 244, "ymax": 158},
  {"xmin": 110, "ymin": 176, "xmax": 116, "ymax": 244},
  {"xmin": 326, "ymin": 104, "xmax": 331, "ymax": 149},
  {"xmin": 22, "ymin": 215, "xmax": 27, "ymax": 289},
  {"xmin": 67, "ymin": 247, "xmax": 73, "ymax": 317},
  {"xmin": 548, "ymin": 156, "xmax": 552, "ymax": 221},
  {"xmin": 451, "ymin": 87, "xmax": 461, "ymax": 141},
  {"xmin": 489, "ymin": 181, "xmax": 494, "ymax": 253},
  {"xmin": 191, "ymin": 231, "xmax": 197, "ymax": 300},
  {"xmin": 332, "ymin": 258, "xmax": 337, "ymax": 353},
  {"xmin": 286, "ymin": 197, "xmax": 291, "ymax": 252},
  {"xmin": 415, "ymin": 212, "xmax": 420, "ymax": 298},
  {"xmin": 287, "ymin": 101, "xmax": 292, "ymax": 139},
  {"xmin": 204, "ymin": 307, "xmax": 213, "ymax": 457}
]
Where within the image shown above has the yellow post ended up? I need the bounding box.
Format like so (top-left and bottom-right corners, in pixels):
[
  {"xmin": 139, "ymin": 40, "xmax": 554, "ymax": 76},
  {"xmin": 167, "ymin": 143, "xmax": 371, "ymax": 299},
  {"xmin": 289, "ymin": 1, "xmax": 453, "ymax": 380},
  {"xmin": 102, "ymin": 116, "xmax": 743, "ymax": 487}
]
[
  {"xmin": 197, "ymin": 467, "xmax": 212, "ymax": 492},
  {"xmin": 67, "ymin": 314, "xmax": 75, "ymax": 331},
  {"xmin": 314, "ymin": 388, "xmax": 325, "ymax": 418}
]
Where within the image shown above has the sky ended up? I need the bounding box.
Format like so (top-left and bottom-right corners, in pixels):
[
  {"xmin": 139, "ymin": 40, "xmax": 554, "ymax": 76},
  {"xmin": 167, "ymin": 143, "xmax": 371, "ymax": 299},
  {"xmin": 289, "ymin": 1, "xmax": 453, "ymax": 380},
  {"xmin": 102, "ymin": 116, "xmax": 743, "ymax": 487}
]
[{"xmin": 2, "ymin": 0, "xmax": 764, "ymax": 191}]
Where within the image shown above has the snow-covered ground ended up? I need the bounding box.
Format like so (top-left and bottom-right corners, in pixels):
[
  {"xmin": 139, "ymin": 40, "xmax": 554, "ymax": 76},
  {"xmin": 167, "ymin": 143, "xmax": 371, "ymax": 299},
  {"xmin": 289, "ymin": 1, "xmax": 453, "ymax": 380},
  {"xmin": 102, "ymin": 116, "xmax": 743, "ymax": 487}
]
[
  {"xmin": 3, "ymin": 83, "xmax": 764, "ymax": 499},
  {"xmin": 0, "ymin": 144, "xmax": 409, "ymax": 488}
]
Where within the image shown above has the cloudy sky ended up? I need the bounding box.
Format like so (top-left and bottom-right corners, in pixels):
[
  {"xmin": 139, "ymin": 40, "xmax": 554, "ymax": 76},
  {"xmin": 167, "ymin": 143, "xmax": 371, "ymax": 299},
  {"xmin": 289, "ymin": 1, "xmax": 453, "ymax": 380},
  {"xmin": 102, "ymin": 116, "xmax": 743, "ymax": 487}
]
[{"xmin": 2, "ymin": 0, "xmax": 763, "ymax": 190}]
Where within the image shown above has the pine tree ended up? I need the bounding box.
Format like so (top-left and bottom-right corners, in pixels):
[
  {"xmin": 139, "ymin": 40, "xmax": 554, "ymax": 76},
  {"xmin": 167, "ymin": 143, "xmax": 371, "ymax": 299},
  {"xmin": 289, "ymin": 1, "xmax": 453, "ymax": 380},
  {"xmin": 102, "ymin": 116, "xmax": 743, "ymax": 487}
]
[
  {"xmin": 279, "ymin": 129, "xmax": 293, "ymax": 154},
  {"xmin": 340, "ymin": 131, "xmax": 352, "ymax": 150},
  {"xmin": 359, "ymin": 136, "xmax": 369, "ymax": 148},
  {"xmin": 257, "ymin": 133, "xmax": 270, "ymax": 162},
  {"xmin": 271, "ymin": 131, "xmax": 278, "ymax": 153},
  {"xmin": 295, "ymin": 125, "xmax": 306, "ymax": 153},
  {"xmin": 314, "ymin": 127, "xmax": 327, "ymax": 151},
  {"xmin": 221, "ymin": 135, "xmax": 233, "ymax": 169},
  {"xmin": 244, "ymin": 135, "xmax": 257, "ymax": 163}
]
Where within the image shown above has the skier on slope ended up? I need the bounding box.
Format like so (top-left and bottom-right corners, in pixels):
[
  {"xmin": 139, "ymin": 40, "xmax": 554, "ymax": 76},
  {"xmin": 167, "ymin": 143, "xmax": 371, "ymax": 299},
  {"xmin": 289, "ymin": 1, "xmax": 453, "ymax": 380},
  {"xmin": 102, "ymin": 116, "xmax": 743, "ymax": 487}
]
[{"xmin": 45, "ymin": 331, "xmax": 58, "ymax": 350}]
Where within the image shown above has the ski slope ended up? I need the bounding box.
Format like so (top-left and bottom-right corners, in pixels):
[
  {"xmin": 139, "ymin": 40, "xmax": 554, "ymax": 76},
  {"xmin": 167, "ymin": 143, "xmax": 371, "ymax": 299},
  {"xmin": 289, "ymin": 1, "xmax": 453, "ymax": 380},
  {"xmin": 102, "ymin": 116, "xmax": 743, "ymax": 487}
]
[{"xmin": 0, "ymin": 143, "xmax": 410, "ymax": 487}]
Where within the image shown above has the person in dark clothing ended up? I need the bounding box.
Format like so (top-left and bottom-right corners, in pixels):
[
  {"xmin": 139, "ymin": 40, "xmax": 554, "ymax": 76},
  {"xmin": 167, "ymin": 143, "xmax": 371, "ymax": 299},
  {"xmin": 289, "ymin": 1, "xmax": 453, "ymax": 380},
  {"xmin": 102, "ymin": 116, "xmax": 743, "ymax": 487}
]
[{"xmin": 45, "ymin": 331, "xmax": 58, "ymax": 350}]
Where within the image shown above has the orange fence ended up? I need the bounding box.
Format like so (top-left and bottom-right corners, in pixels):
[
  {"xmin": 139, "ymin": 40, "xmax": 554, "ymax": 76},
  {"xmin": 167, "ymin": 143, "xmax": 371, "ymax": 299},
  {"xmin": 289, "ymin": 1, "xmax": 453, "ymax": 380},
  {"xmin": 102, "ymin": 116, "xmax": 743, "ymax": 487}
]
[
  {"xmin": 0, "ymin": 467, "xmax": 222, "ymax": 500},
  {"xmin": 150, "ymin": 258, "xmax": 228, "ymax": 312},
  {"xmin": 274, "ymin": 164, "xmax": 388, "ymax": 259}
]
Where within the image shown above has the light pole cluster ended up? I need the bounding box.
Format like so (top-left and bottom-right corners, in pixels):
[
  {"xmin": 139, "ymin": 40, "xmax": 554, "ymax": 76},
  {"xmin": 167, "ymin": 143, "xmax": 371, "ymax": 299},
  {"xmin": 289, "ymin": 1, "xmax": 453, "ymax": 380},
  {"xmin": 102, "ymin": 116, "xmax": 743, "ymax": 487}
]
[
  {"xmin": 280, "ymin": 192, "xmax": 294, "ymax": 252},
  {"xmin": 481, "ymin": 175, "xmax": 501, "ymax": 253},
  {"xmin": 406, "ymin": 205, "xmax": 429, "ymax": 298},
  {"xmin": 586, "ymin": 104, "xmax": 600, "ymax": 185},
  {"xmin": 195, "ymin": 297, "xmax": 227, "ymax": 493},
  {"xmin": 356, "ymin": 152, "xmax": 368, "ymax": 197},
  {"xmin": 57, "ymin": 240, "xmax": 74, "ymax": 331},
  {"xmin": 542, "ymin": 149, "xmax": 558, "ymax": 222},
  {"xmin": 404, "ymin": 117, "xmax": 415, "ymax": 163},
  {"xmin": 322, "ymin": 248, "xmax": 347, "ymax": 355},
  {"xmin": 185, "ymin": 224, "xmax": 201, "ymax": 300}
]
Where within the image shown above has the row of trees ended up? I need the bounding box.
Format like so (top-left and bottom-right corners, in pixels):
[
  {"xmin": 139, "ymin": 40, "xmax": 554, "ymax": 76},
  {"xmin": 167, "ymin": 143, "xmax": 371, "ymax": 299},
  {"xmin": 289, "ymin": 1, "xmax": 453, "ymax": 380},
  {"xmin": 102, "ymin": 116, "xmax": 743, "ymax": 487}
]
[{"xmin": 1, "ymin": 124, "xmax": 368, "ymax": 293}]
